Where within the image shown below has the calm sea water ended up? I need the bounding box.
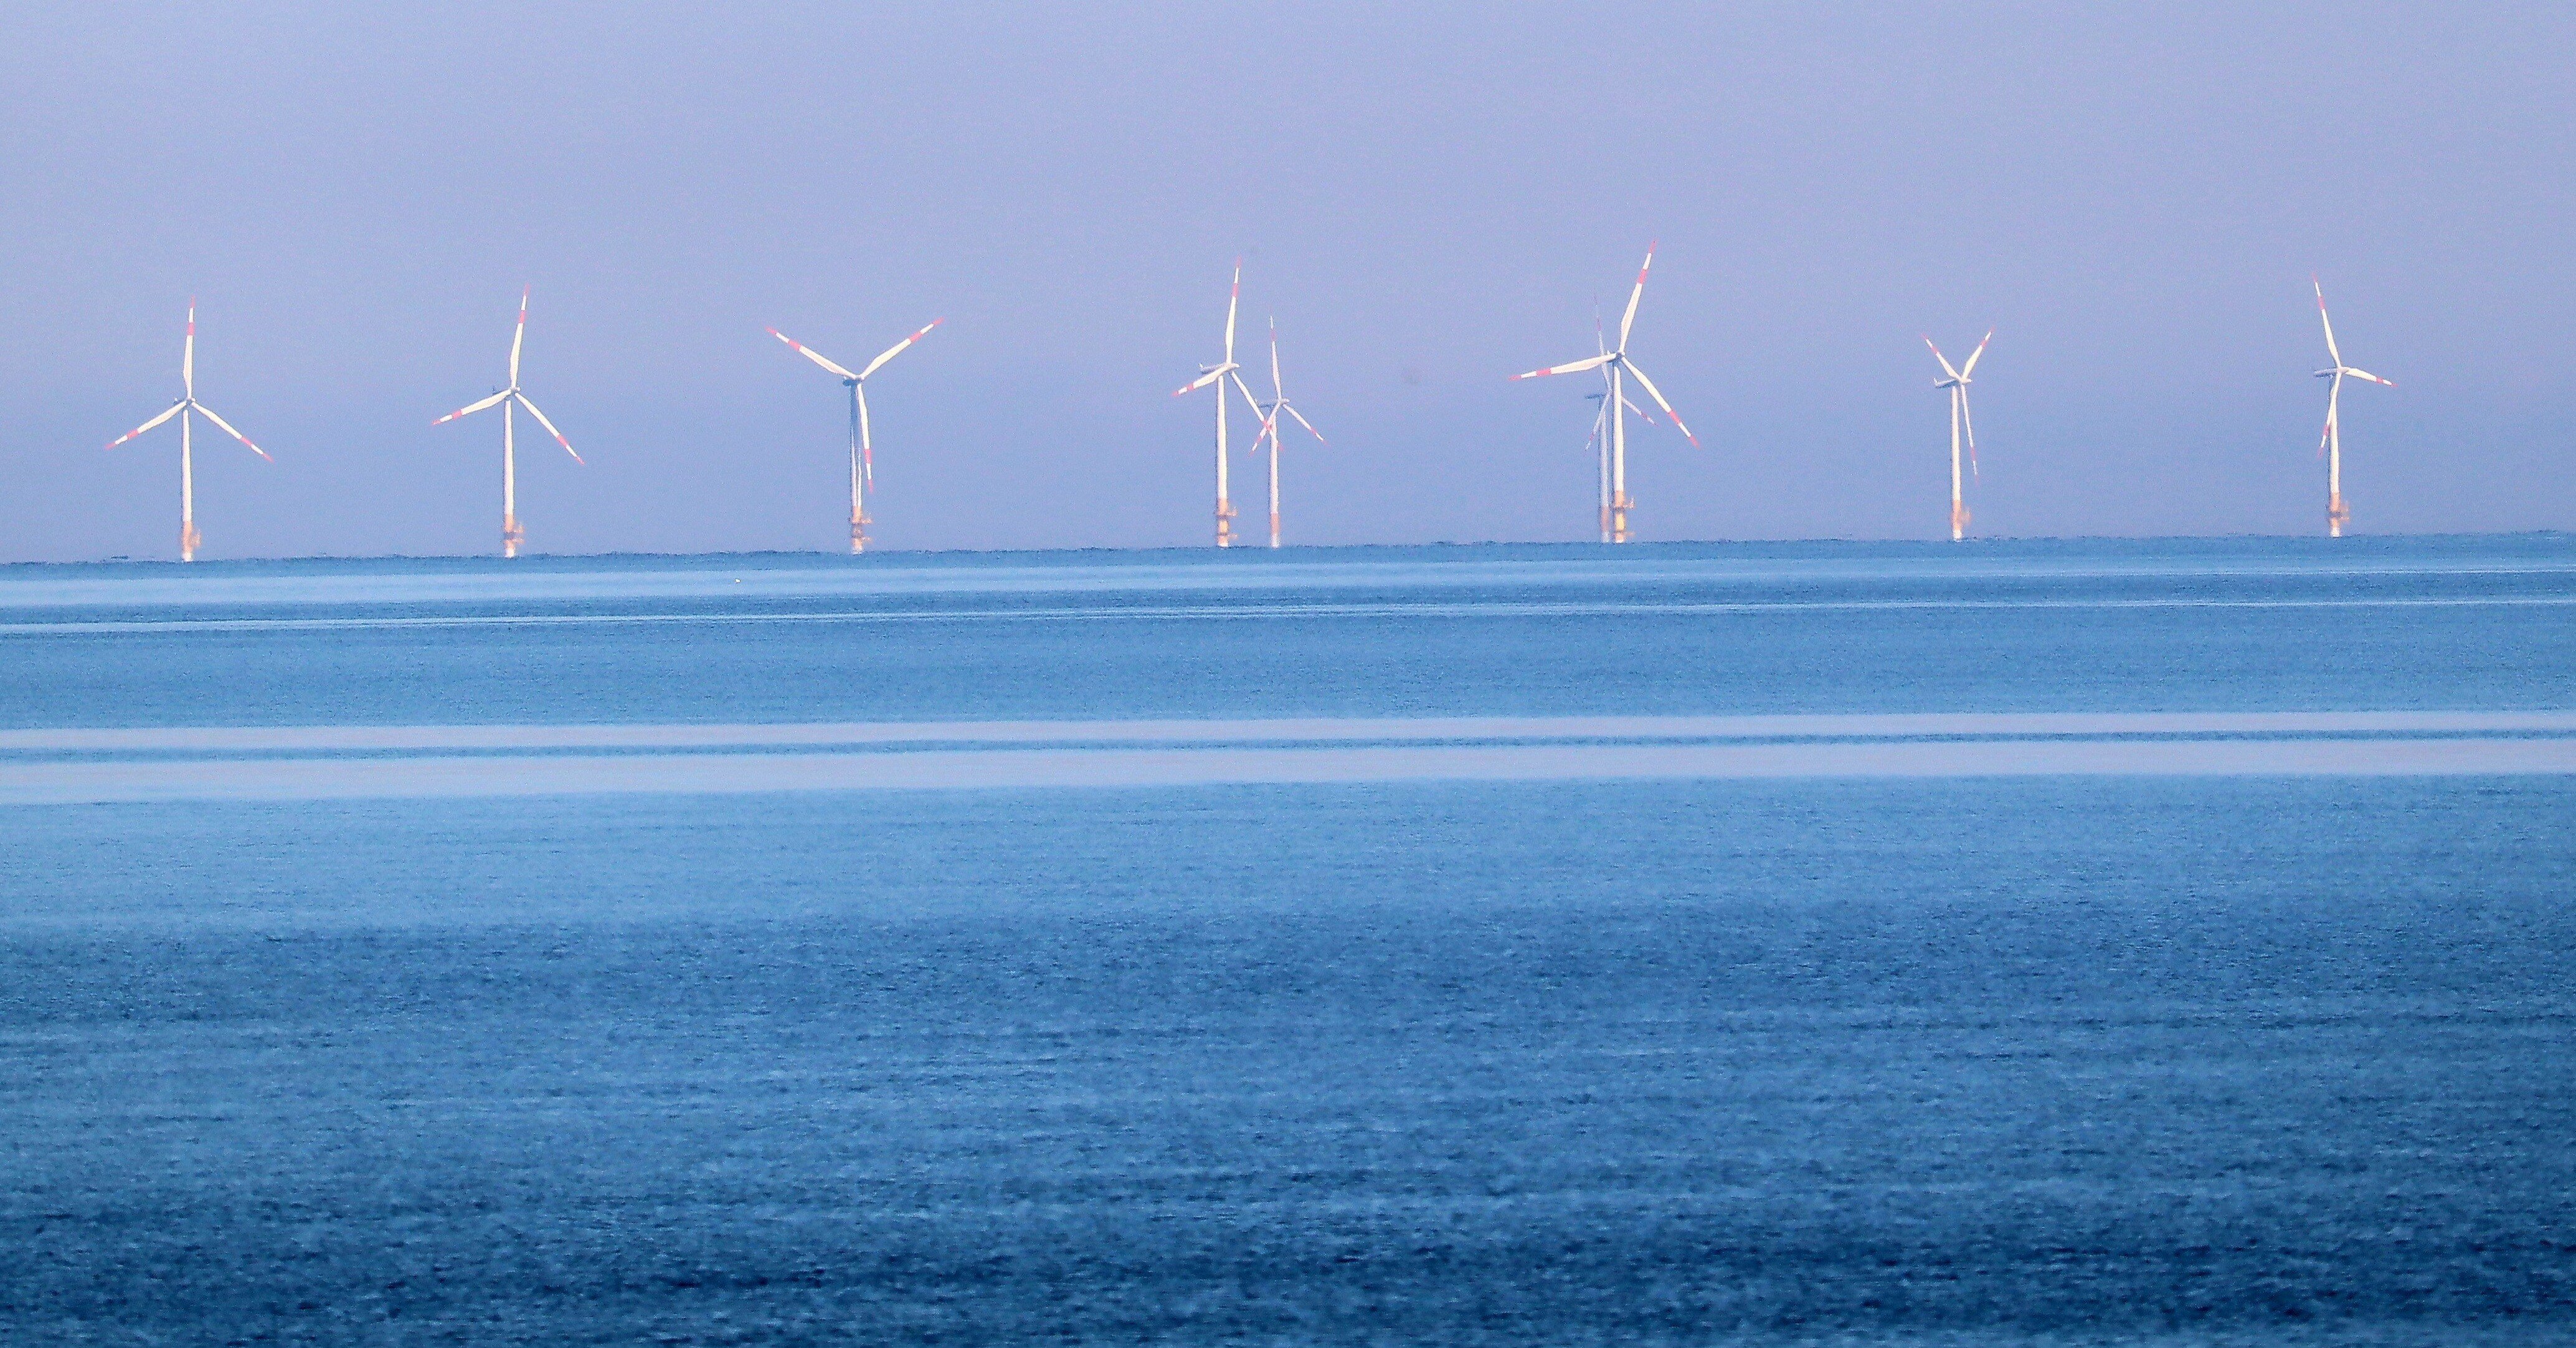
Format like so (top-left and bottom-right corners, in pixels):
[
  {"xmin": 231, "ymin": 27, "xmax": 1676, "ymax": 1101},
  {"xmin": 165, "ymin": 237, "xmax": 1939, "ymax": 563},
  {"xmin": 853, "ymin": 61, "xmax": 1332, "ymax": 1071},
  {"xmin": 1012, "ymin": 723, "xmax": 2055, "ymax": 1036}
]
[{"xmin": 3, "ymin": 539, "xmax": 2572, "ymax": 1343}]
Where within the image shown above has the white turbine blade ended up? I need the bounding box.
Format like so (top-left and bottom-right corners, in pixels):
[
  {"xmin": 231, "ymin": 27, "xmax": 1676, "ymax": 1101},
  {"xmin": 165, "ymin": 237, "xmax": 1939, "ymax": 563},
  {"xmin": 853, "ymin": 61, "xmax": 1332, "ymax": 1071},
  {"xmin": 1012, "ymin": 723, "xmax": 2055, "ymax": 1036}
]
[
  {"xmin": 182, "ymin": 298, "xmax": 197, "ymax": 399},
  {"xmin": 191, "ymin": 402, "xmax": 272, "ymax": 462},
  {"xmin": 1923, "ymin": 335, "xmax": 1962, "ymax": 382},
  {"xmin": 1621, "ymin": 394, "xmax": 1657, "ymax": 425},
  {"xmin": 1512, "ymin": 353, "xmax": 1611, "ymax": 380},
  {"xmin": 858, "ymin": 317, "xmax": 945, "ymax": 382},
  {"xmin": 1224, "ymin": 259, "xmax": 1241, "ymax": 364},
  {"xmin": 767, "ymin": 327, "xmax": 859, "ymax": 381},
  {"xmin": 1284, "ymin": 403, "xmax": 1325, "ymax": 444},
  {"xmin": 514, "ymin": 393, "xmax": 582, "ymax": 465},
  {"xmin": 1268, "ymin": 318, "xmax": 1282, "ymax": 399},
  {"xmin": 1621, "ymin": 359, "xmax": 1700, "ymax": 447},
  {"xmin": 1959, "ymin": 329, "xmax": 1993, "ymax": 378},
  {"xmin": 1617, "ymin": 242, "xmax": 1655, "ymax": 349},
  {"xmin": 856, "ymin": 382, "xmax": 873, "ymax": 488},
  {"xmin": 1229, "ymin": 370, "xmax": 1269, "ymax": 430},
  {"xmin": 2343, "ymin": 367, "xmax": 2394, "ymax": 387},
  {"xmin": 1246, "ymin": 405, "xmax": 1281, "ymax": 459},
  {"xmin": 1173, "ymin": 368, "xmax": 1225, "ymax": 397},
  {"xmin": 107, "ymin": 401, "xmax": 182, "ymax": 450},
  {"xmin": 511, "ymin": 286, "xmax": 529, "ymax": 385},
  {"xmin": 1959, "ymin": 391, "xmax": 1979, "ymax": 479},
  {"xmin": 2318, "ymin": 374, "xmax": 2340, "ymax": 459},
  {"xmin": 433, "ymin": 389, "xmax": 511, "ymax": 425},
  {"xmin": 2314, "ymin": 277, "xmax": 2342, "ymax": 367}
]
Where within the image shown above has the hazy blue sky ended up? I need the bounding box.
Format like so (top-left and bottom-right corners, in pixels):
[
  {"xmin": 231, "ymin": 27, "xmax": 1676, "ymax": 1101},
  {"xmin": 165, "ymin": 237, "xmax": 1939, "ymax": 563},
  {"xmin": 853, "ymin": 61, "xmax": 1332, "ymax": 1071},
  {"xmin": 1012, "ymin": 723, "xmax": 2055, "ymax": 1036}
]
[{"xmin": 1, "ymin": 2, "xmax": 2569, "ymax": 559}]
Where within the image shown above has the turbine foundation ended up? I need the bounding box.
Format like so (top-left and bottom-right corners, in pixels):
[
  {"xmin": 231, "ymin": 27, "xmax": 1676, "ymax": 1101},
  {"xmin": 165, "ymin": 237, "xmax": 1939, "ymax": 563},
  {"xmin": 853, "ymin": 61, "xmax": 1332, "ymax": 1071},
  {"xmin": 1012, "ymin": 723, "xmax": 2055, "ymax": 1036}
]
[
  {"xmin": 1951, "ymin": 501, "xmax": 1971, "ymax": 542},
  {"xmin": 503, "ymin": 515, "xmax": 524, "ymax": 560},
  {"xmin": 850, "ymin": 513, "xmax": 871, "ymax": 555},
  {"xmin": 1611, "ymin": 493, "xmax": 1633, "ymax": 544},
  {"xmin": 2328, "ymin": 493, "xmax": 2349, "ymax": 538},
  {"xmin": 1215, "ymin": 498, "xmax": 1236, "ymax": 548},
  {"xmin": 1269, "ymin": 511, "xmax": 1281, "ymax": 549},
  {"xmin": 179, "ymin": 523, "xmax": 201, "ymax": 564}
]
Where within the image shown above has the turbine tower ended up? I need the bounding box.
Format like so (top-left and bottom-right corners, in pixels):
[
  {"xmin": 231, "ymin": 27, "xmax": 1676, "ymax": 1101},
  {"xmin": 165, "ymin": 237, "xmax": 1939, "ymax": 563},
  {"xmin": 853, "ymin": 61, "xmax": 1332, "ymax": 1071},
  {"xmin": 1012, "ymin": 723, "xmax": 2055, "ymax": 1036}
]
[
  {"xmin": 1244, "ymin": 318, "xmax": 1327, "ymax": 549},
  {"xmin": 2313, "ymin": 277, "xmax": 2395, "ymax": 538},
  {"xmin": 767, "ymin": 318, "xmax": 944, "ymax": 553},
  {"xmin": 105, "ymin": 299, "xmax": 272, "ymax": 562},
  {"xmin": 1923, "ymin": 330, "xmax": 1991, "ymax": 541},
  {"xmin": 1173, "ymin": 260, "xmax": 1267, "ymax": 547},
  {"xmin": 433, "ymin": 287, "xmax": 582, "ymax": 558},
  {"xmin": 1513, "ymin": 243, "xmax": 1699, "ymax": 543}
]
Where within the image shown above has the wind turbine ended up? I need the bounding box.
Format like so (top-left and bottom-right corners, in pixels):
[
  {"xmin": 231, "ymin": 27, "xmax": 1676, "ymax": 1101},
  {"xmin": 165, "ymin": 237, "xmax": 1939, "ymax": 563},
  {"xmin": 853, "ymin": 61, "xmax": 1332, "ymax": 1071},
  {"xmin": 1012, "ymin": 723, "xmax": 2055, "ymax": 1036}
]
[
  {"xmin": 433, "ymin": 287, "xmax": 581, "ymax": 558},
  {"xmin": 1244, "ymin": 318, "xmax": 1326, "ymax": 549},
  {"xmin": 1173, "ymin": 259, "xmax": 1268, "ymax": 546},
  {"xmin": 1923, "ymin": 330, "xmax": 1991, "ymax": 541},
  {"xmin": 2313, "ymin": 277, "xmax": 2395, "ymax": 537},
  {"xmin": 1574, "ymin": 310, "xmax": 1660, "ymax": 541},
  {"xmin": 767, "ymin": 318, "xmax": 944, "ymax": 553},
  {"xmin": 105, "ymin": 299, "xmax": 272, "ymax": 562},
  {"xmin": 1513, "ymin": 243, "xmax": 1699, "ymax": 542}
]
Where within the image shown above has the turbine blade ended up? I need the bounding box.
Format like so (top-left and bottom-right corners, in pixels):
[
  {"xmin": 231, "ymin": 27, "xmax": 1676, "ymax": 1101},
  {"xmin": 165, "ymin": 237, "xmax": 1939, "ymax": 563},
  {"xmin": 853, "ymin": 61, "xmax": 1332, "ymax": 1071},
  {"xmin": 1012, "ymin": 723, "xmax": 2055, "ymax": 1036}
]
[
  {"xmin": 1224, "ymin": 259, "xmax": 1241, "ymax": 363},
  {"xmin": 514, "ymin": 393, "xmax": 582, "ymax": 465},
  {"xmin": 432, "ymin": 389, "xmax": 511, "ymax": 425},
  {"xmin": 1512, "ymin": 354, "xmax": 1612, "ymax": 380},
  {"xmin": 1621, "ymin": 359, "xmax": 1700, "ymax": 447},
  {"xmin": 191, "ymin": 402, "xmax": 272, "ymax": 462},
  {"xmin": 1618, "ymin": 242, "xmax": 1655, "ymax": 349},
  {"xmin": 1229, "ymin": 370, "xmax": 1268, "ymax": 430},
  {"xmin": 1621, "ymin": 394, "xmax": 1657, "ymax": 425},
  {"xmin": 1268, "ymin": 318, "xmax": 1282, "ymax": 399},
  {"xmin": 2343, "ymin": 367, "xmax": 2394, "ymax": 387},
  {"xmin": 1959, "ymin": 329, "xmax": 1992, "ymax": 378},
  {"xmin": 2319, "ymin": 373, "xmax": 2341, "ymax": 459},
  {"xmin": 767, "ymin": 328, "xmax": 859, "ymax": 381},
  {"xmin": 856, "ymin": 383, "xmax": 873, "ymax": 487},
  {"xmin": 858, "ymin": 317, "xmax": 944, "ymax": 382},
  {"xmin": 182, "ymin": 299, "xmax": 197, "ymax": 399},
  {"xmin": 2314, "ymin": 276, "xmax": 2342, "ymax": 367},
  {"xmin": 1173, "ymin": 368, "xmax": 1224, "ymax": 397},
  {"xmin": 107, "ymin": 401, "xmax": 183, "ymax": 450},
  {"xmin": 1923, "ymin": 335, "xmax": 1962, "ymax": 382},
  {"xmin": 1284, "ymin": 404, "xmax": 1325, "ymax": 444},
  {"xmin": 511, "ymin": 286, "xmax": 529, "ymax": 384},
  {"xmin": 1246, "ymin": 404, "xmax": 1280, "ymax": 458},
  {"xmin": 1959, "ymin": 391, "xmax": 1979, "ymax": 479}
]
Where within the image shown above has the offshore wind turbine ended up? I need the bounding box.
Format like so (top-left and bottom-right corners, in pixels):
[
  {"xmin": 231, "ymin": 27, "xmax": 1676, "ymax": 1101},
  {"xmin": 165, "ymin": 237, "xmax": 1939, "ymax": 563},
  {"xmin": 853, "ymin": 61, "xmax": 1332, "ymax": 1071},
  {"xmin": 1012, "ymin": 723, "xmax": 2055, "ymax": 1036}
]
[
  {"xmin": 2313, "ymin": 277, "xmax": 2395, "ymax": 537},
  {"xmin": 1244, "ymin": 318, "xmax": 1326, "ymax": 549},
  {"xmin": 1574, "ymin": 310, "xmax": 1660, "ymax": 541},
  {"xmin": 105, "ymin": 299, "xmax": 272, "ymax": 562},
  {"xmin": 1173, "ymin": 259, "xmax": 1267, "ymax": 547},
  {"xmin": 1923, "ymin": 330, "xmax": 1991, "ymax": 541},
  {"xmin": 433, "ymin": 287, "xmax": 581, "ymax": 558},
  {"xmin": 767, "ymin": 318, "xmax": 944, "ymax": 553},
  {"xmin": 1513, "ymin": 243, "xmax": 1699, "ymax": 543}
]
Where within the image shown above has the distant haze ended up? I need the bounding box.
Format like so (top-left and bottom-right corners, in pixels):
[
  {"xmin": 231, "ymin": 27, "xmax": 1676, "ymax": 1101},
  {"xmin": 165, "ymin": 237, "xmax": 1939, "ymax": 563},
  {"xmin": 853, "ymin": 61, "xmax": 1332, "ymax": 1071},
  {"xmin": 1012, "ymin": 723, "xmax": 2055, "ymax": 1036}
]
[{"xmin": 1, "ymin": 2, "xmax": 2569, "ymax": 561}]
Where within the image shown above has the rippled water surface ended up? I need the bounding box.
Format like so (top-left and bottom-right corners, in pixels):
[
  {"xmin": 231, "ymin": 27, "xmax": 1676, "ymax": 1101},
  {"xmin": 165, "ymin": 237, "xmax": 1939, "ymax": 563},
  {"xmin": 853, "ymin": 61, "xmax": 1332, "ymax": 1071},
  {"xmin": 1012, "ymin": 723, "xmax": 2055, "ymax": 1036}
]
[{"xmin": 4, "ymin": 539, "xmax": 2572, "ymax": 1344}]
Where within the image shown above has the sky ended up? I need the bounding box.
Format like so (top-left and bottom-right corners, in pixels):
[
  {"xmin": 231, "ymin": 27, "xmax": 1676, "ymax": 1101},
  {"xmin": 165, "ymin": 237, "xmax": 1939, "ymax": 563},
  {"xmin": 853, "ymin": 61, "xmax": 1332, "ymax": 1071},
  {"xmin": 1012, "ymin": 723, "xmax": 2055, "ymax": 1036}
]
[{"xmin": 0, "ymin": 1, "xmax": 2569, "ymax": 561}]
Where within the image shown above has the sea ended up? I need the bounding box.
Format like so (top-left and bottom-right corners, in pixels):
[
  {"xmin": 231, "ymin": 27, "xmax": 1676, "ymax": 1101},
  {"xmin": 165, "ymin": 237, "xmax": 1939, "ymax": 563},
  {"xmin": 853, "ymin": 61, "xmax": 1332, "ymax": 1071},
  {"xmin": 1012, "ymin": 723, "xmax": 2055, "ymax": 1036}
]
[{"xmin": 3, "ymin": 537, "xmax": 2572, "ymax": 1344}]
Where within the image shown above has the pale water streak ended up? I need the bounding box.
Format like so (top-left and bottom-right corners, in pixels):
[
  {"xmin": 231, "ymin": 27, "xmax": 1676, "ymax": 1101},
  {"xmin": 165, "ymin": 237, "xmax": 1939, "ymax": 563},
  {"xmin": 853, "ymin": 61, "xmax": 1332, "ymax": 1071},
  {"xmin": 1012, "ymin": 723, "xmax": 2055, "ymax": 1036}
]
[{"xmin": 5, "ymin": 713, "xmax": 2573, "ymax": 803}]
